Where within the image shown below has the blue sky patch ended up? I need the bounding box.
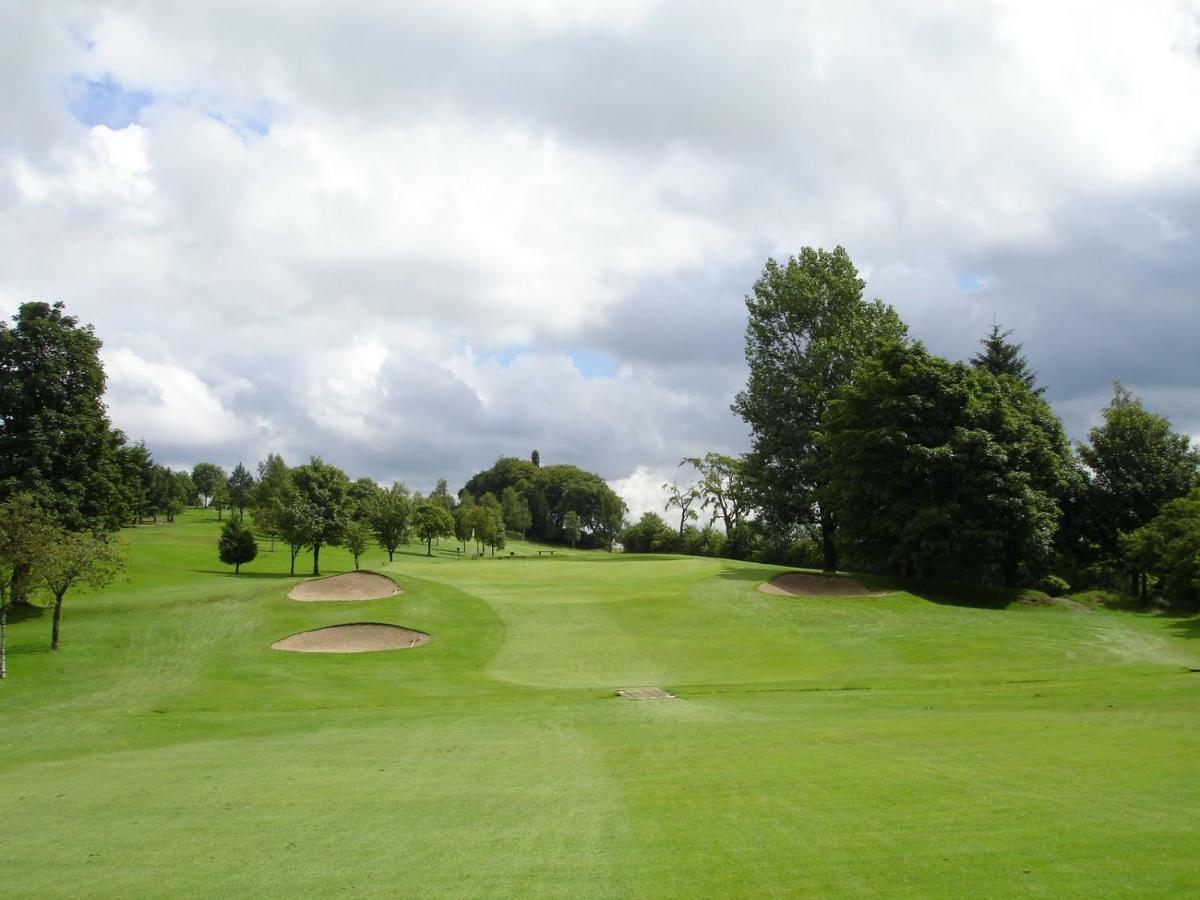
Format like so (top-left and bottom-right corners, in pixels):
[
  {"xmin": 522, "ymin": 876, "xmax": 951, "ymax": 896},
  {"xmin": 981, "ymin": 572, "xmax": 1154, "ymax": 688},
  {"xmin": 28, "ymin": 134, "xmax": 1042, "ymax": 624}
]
[
  {"xmin": 68, "ymin": 75, "xmax": 152, "ymax": 129},
  {"xmin": 568, "ymin": 350, "xmax": 618, "ymax": 379},
  {"xmin": 957, "ymin": 272, "xmax": 989, "ymax": 294}
]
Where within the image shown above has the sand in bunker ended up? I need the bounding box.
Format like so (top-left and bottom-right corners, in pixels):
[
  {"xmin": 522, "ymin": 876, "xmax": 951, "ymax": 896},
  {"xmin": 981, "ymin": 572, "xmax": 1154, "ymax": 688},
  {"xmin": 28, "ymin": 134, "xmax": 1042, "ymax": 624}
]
[
  {"xmin": 271, "ymin": 623, "xmax": 430, "ymax": 653},
  {"xmin": 758, "ymin": 572, "xmax": 890, "ymax": 597},
  {"xmin": 287, "ymin": 571, "xmax": 401, "ymax": 602}
]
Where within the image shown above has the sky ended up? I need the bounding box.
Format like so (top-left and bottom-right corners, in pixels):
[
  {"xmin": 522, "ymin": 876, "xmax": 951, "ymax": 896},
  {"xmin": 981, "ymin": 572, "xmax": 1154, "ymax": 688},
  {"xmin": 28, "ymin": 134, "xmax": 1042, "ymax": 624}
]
[{"xmin": 3, "ymin": 1, "xmax": 1199, "ymax": 522}]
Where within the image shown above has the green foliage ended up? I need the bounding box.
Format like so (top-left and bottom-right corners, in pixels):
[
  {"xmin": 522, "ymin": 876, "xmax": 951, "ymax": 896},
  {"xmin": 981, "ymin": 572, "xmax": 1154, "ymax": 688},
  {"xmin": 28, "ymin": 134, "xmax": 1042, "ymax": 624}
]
[
  {"xmin": 1078, "ymin": 384, "xmax": 1199, "ymax": 573},
  {"xmin": 663, "ymin": 478, "xmax": 700, "ymax": 537},
  {"xmin": 732, "ymin": 247, "xmax": 908, "ymax": 571},
  {"xmin": 0, "ymin": 494, "xmax": 57, "ymax": 678},
  {"xmin": 620, "ymin": 512, "xmax": 679, "ymax": 553},
  {"xmin": 342, "ymin": 521, "xmax": 371, "ymax": 571},
  {"xmin": 347, "ymin": 477, "xmax": 383, "ymax": 522},
  {"xmin": 411, "ymin": 503, "xmax": 455, "ymax": 556},
  {"xmin": 463, "ymin": 457, "xmax": 625, "ymax": 547},
  {"xmin": 368, "ymin": 482, "xmax": 411, "ymax": 561},
  {"xmin": 190, "ymin": 462, "xmax": 226, "ymax": 508},
  {"xmin": 0, "ymin": 302, "xmax": 133, "ymax": 531},
  {"xmin": 823, "ymin": 341, "xmax": 1072, "ymax": 585},
  {"xmin": 250, "ymin": 454, "xmax": 292, "ymax": 546},
  {"xmin": 218, "ymin": 521, "xmax": 258, "ymax": 574},
  {"xmin": 290, "ymin": 458, "xmax": 351, "ymax": 575},
  {"xmin": 1120, "ymin": 489, "xmax": 1200, "ymax": 608},
  {"xmin": 429, "ymin": 479, "xmax": 455, "ymax": 513},
  {"xmin": 563, "ymin": 510, "xmax": 581, "ymax": 548},
  {"xmin": 227, "ymin": 463, "xmax": 256, "ymax": 522},
  {"xmin": 501, "ymin": 486, "xmax": 532, "ymax": 538},
  {"xmin": 277, "ymin": 496, "xmax": 322, "ymax": 576},
  {"xmin": 971, "ymin": 323, "xmax": 1042, "ymax": 393},
  {"xmin": 38, "ymin": 529, "xmax": 126, "ymax": 649},
  {"xmin": 1039, "ymin": 575, "xmax": 1071, "ymax": 597}
]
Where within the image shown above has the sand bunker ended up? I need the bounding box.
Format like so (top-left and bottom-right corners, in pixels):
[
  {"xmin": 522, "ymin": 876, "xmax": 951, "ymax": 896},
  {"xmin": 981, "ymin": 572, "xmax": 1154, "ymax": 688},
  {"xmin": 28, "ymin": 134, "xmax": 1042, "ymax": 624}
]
[
  {"xmin": 287, "ymin": 571, "xmax": 401, "ymax": 602},
  {"xmin": 758, "ymin": 572, "xmax": 890, "ymax": 598},
  {"xmin": 271, "ymin": 623, "xmax": 429, "ymax": 653}
]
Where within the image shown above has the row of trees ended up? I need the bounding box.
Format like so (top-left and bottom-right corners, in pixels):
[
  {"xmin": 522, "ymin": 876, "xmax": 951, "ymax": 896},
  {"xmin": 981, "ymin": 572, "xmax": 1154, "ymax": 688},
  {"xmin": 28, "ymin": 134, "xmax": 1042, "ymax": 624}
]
[
  {"xmin": 691, "ymin": 243, "xmax": 1195, "ymax": 602},
  {"xmin": 633, "ymin": 247, "xmax": 1198, "ymax": 607},
  {"xmin": 462, "ymin": 455, "xmax": 626, "ymax": 549}
]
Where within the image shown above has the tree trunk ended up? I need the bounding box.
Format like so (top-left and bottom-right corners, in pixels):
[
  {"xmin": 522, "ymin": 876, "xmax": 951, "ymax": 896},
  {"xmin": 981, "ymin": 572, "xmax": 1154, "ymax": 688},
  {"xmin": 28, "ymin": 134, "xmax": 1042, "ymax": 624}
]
[
  {"xmin": 426, "ymin": 537, "xmax": 432, "ymax": 557},
  {"xmin": 289, "ymin": 549, "xmax": 298, "ymax": 576},
  {"xmin": 387, "ymin": 548, "xmax": 394, "ymax": 562},
  {"xmin": 11, "ymin": 563, "xmax": 32, "ymax": 607},
  {"xmin": 51, "ymin": 591, "xmax": 66, "ymax": 650},
  {"xmin": 312, "ymin": 544, "xmax": 321, "ymax": 576},
  {"xmin": 235, "ymin": 562, "xmax": 241, "ymax": 574},
  {"xmin": 819, "ymin": 507, "xmax": 838, "ymax": 574}
]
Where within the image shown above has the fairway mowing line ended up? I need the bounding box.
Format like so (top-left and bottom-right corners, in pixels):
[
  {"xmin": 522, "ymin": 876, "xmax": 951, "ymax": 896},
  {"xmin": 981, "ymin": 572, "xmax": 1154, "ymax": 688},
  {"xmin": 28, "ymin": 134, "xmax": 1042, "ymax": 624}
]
[{"xmin": 616, "ymin": 688, "xmax": 676, "ymax": 700}]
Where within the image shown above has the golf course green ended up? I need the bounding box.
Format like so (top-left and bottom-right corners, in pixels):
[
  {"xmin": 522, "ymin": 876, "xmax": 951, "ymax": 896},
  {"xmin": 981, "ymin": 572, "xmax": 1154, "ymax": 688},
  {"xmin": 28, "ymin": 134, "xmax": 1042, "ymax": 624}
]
[{"xmin": 2, "ymin": 510, "xmax": 1197, "ymax": 897}]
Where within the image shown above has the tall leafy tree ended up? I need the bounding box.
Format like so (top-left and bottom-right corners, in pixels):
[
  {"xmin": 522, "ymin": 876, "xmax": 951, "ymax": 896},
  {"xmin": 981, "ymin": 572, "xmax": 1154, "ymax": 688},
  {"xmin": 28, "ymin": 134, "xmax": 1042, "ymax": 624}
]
[
  {"xmin": 0, "ymin": 495, "xmax": 56, "ymax": 678},
  {"xmin": 732, "ymin": 247, "xmax": 907, "ymax": 572},
  {"xmin": 342, "ymin": 521, "xmax": 371, "ymax": 571},
  {"xmin": 0, "ymin": 302, "xmax": 130, "ymax": 533},
  {"xmin": 501, "ymin": 486, "xmax": 532, "ymax": 539},
  {"xmin": 226, "ymin": 463, "xmax": 256, "ymax": 522},
  {"xmin": 290, "ymin": 458, "xmax": 351, "ymax": 576},
  {"xmin": 411, "ymin": 503, "xmax": 454, "ymax": 557},
  {"xmin": 1121, "ymin": 489, "xmax": 1200, "ymax": 608},
  {"xmin": 369, "ymin": 482, "xmax": 411, "ymax": 561},
  {"xmin": 971, "ymin": 322, "xmax": 1043, "ymax": 393},
  {"xmin": 38, "ymin": 530, "xmax": 126, "ymax": 650},
  {"xmin": 1078, "ymin": 384, "xmax": 1199, "ymax": 587},
  {"xmin": 429, "ymin": 479, "xmax": 455, "ymax": 513},
  {"xmin": 454, "ymin": 491, "xmax": 476, "ymax": 553},
  {"xmin": 823, "ymin": 341, "xmax": 1072, "ymax": 584},
  {"xmin": 278, "ymin": 497, "xmax": 321, "ymax": 576},
  {"xmin": 563, "ymin": 510, "xmax": 581, "ymax": 548},
  {"xmin": 251, "ymin": 454, "xmax": 292, "ymax": 551},
  {"xmin": 191, "ymin": 463, "xmax": 226, "ymax": 508}
]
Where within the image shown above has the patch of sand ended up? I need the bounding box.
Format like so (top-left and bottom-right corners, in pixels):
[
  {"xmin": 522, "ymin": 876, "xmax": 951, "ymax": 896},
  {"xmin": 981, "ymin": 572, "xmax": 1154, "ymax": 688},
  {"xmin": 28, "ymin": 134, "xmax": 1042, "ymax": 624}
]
[
  {"xmin": 617, "ymin": 688, "xmax": 676, "ymax": 700},
  {"xmin": 271, "ymin": 623, "xmax": 429, "ymax": 653},
  {"xmin": 287, "ymin": 571, "xmax": 401, "ymax": 602},
  {"xmin": 757, "ymin": 572, "xmax": 890, "ymax": 598}
]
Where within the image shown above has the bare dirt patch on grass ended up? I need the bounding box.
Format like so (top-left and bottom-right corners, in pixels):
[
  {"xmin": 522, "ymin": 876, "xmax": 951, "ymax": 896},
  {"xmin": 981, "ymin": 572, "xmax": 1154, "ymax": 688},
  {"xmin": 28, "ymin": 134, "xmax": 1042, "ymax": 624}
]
[
  {"xmin": 758, "ymin": 572, "xmax": 891, "ymax": 598},
  {"xmin": 287, "ymin": 571, "xmax": 401, "ymax": 602},
  {"xmin": 271, "ymin": 623, "xmax": 429, "ymax": 653},
  {"xmin": 617, "ymin": 688, "xmax": 676, "ymax": 700}
]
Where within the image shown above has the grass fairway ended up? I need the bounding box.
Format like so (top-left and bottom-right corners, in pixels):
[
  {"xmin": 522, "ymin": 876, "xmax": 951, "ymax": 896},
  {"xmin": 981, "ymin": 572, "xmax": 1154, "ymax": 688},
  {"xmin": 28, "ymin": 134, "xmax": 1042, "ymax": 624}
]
[{"xmin": 2, "ymin": 511, "xmax": 1198, "ymax": 898}]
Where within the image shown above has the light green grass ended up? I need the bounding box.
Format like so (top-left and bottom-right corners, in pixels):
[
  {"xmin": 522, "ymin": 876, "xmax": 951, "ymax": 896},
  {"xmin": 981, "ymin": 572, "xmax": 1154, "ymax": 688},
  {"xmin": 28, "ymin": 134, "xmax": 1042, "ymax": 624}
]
[{"xmin": 1, "ymin": 509, "xmax": 1197, "ymax": 897}]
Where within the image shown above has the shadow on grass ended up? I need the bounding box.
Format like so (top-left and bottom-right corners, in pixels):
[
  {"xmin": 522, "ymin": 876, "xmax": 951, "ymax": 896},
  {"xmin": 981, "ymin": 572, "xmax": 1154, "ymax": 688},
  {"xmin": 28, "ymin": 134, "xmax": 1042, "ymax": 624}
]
[
  {"xmin": 191, "ymin": 570, "xmax": 302, "ymax": 580},
  {"xmin": 6, "ymin": 603, "xmax": 47, "ymax": 623}
]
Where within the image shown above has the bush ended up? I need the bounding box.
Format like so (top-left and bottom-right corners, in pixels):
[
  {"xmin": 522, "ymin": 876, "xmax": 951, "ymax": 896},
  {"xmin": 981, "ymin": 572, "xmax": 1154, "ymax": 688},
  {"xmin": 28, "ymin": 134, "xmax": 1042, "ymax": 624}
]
[
  {"xmin": 218, "ymin": 521, "xmax": 258, "ymax": 574},
  {"xmin": 1039, "ymin": 574, "xmax": 1071, "ymax": 597}
]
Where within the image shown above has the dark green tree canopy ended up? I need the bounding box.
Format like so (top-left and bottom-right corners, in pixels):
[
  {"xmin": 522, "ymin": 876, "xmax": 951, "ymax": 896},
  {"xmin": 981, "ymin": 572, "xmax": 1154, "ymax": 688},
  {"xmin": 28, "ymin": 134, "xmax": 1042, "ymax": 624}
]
[
  {"xmin": 1078, "ymin": 384, "xmax": 1199, "ymax": 557},
  {"xmin": 218, "ymin": 521, "xmax": 258, "ymax": 574},
  {"xmin": 463, "ymin": 457, "xmax": 625, "ymax": 547},
  {"xmin": 823, "ymin": 341, "xmax": 1072, "ymax": 584},
  {"xmin": 0, "ymin": 302, "xmax": 129, "ymax": 530},
  {"xmin": 227, "ymin": 463, "xmax": 256, "ymax": 521},
  {"xmin": 290, "ymin": 457, "xmax": 351, "ymax": 575}
]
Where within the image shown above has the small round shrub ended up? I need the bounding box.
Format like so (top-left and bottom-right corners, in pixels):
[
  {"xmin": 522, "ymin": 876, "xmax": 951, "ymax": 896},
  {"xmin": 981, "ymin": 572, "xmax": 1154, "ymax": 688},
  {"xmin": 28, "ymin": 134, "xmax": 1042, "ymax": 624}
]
[{"xmin": 1040, "ymin": 574, "xmax": 1071, "ymax": 597}]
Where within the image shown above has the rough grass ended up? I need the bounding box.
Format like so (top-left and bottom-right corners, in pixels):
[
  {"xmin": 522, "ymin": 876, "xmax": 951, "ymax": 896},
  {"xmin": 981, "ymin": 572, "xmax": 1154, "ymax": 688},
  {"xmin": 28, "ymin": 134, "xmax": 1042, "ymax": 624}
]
[{"xmin": 1, "ymin": 510, "xmax": 1197, "ymax": 897}]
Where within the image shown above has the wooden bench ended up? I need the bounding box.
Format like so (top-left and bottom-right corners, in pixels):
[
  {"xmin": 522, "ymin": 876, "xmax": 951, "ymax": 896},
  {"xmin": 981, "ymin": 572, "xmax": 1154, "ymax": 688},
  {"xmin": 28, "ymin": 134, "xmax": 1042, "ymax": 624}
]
[{"xmin": 536, "ymin": 550, "xmax": 556, "ymax": 556}]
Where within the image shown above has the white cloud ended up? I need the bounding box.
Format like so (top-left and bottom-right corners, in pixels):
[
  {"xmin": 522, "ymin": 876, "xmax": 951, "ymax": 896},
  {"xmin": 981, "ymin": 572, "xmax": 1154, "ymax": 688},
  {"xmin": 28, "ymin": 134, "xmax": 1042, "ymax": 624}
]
[
  {"xmin": 1, "ymin": 0, "xmax": 1198, "ymax": 499},
  {"xmin": 103, "ymin": 347, "xmax": 249, "ymax": 447}
]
